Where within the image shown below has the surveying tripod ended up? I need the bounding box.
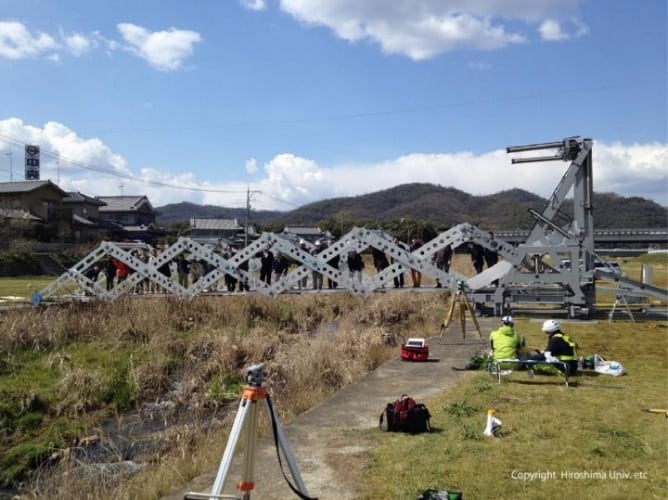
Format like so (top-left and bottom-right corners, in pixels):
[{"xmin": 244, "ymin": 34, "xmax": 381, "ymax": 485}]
[
  {"xmin": 185, "ymin": 364, "xmax": 314, "ymax": 500},
  {"xmin": 607, "ymin": 288, "xmax": 635, "ymax": 323},
  {"xmin": 439, "ymin": 281, "xmax": 482, "ymax": 340}
]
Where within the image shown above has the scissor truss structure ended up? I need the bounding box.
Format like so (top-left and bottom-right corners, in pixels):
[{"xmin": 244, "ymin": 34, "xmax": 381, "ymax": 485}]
[{"xmin": 38, "ymin": 137, "xmax": 667, "ymax": 317}]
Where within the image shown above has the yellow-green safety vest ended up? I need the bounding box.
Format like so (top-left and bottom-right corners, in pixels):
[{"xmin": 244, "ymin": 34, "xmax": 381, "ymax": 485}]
[{"xmin": 553, "ymin": 333, "xmax": 578, "ymax": 361}]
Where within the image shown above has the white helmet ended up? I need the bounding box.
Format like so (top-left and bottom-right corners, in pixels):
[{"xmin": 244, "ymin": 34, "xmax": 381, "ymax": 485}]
[
  {"xmin": 501, "ymin": 315, "xmax": 514, "ymax": 326},
  {"xmin": 542, "ymin": 319, "xmax": 560, "ymax": 333}
]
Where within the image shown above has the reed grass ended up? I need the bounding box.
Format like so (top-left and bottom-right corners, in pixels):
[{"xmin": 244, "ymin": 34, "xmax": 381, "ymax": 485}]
[{"xmin": 1, "ymin": 292, "xmax": 443, "ymax": 498}]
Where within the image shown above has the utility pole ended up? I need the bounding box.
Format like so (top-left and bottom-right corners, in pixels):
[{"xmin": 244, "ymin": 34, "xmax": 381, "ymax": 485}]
[
  {"xmin": 5, "ymin": 151, "xmax": 12, "ymax": 181},
  {"xmin": 244, "ymin": 186, "xmax": 261, "ymax": 246},
  {"xmin": 245, "ymin": 186, "xmax": 250, "ymax": 246}
]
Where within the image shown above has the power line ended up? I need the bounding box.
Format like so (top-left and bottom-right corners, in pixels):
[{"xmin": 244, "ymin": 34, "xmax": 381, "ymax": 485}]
[
  {"xmin": 0, "ymin": 133, "xmax": 299, "ymax": 208},
  {"xmin": 81, "ymin": 78, "xmax": 666, "ymax": 135},
  {"xmin": 0, "ymin": 133, "xmax": 249, "ymax": 194}
]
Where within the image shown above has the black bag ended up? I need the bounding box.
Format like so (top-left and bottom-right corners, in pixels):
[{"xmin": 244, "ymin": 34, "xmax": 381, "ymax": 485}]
[
  {"xmin": 417, "ymin": 489, "xmax": 462, "ymax": 499},
  {"xmin": 379, "ymin": 394, "xmax": 432, "ymax": 433}
]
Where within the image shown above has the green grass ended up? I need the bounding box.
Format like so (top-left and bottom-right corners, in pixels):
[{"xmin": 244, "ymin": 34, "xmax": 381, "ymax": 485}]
[
  {"xmin": 0, "ymin": 276, "xmax": 53, "ymax": 299},
  {"xmin": 361, "ymin": 320, "xmax": 668, "ymax": 499},
  {"xmin": 0, "ymin": 339, "xmax": 145, "ymax": 485}
]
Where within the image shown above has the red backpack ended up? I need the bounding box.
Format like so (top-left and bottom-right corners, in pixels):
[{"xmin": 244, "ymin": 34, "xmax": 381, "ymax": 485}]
[{"xmin": 379, "ymin": 394, "xmax": 432, "ymax": 433}]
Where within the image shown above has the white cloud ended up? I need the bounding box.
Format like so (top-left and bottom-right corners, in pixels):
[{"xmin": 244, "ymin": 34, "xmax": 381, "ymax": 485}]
[
  {"xmin": 539, "ymin": 18, "xmax": 588, "ymax": 41},
  {"xmin": 245, "ymin": 158, "xmax": 258, "ymax": 174},
  {"xmin": 594, "ymin": 142, "xmax": 668, "ymax": 201},
  {"xmin": 117, "ymin": 23, "xmax": 202, "ymax": 71},
  {"xmin": 240, "ymin": 0, "xmax": 266, "ymax": 11},
  {"xmin": 1, "ymin": 118, "xmax": 666, "ymax": 210},
  {"xmin": 91, "ymin": 30, "xmax": 121, "ymax": 53},
  {"xmin": 62, "ymin": 31, "xmax": 94, "ymax": 56},
  {"xmin": 539, "ymin": 19, "xmax": 568, "ymax": 41},
  {"xmin": 0, "ymin": 21, "xmax": 59, "ymax": 59},
  {"xmin": 275, "ymin": 0, "xmax": 586, "ymax": 60},
  {"xmin": 0, "ymin": 21, "xmax": 201, "ymax": 70}
]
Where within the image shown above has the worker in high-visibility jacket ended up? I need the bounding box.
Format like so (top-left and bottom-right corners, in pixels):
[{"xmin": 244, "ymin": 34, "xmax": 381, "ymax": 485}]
[
  {"xmin": 542, "ymin": 319, "xmax": 579, "ymax": 375},
  {"xmin": 489, "ymin": 316, "xmax": 522, "ymax": 360}
]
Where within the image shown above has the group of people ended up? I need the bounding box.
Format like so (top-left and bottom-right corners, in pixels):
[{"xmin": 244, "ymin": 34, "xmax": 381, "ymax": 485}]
[
  {"xmin": 84, "ymin": 248, "xmax": 157, "ymax": 293},
  {"xmin": 86, "ymin": 231, "xmax": 503, "ymax": 294},
  {"xmin": 488, "ymin": 316, "xmax": 579, "ymax": 375}
]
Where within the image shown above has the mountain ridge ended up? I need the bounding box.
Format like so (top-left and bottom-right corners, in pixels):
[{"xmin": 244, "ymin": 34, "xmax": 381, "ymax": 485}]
[{"xmin": 156, "ymin": 183, "xmax": 667, "ymax": 230}]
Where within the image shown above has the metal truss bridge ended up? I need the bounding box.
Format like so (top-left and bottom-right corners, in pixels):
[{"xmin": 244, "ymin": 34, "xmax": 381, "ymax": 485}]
[{"xmin": 37, "ymin": 137, "xmax": 668, "ymax": 318}]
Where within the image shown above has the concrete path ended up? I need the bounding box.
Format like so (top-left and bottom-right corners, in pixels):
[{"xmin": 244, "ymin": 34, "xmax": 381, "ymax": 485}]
[{"xmin": 163, "ymin": 319, "xmax": 494, "ymax": 500}]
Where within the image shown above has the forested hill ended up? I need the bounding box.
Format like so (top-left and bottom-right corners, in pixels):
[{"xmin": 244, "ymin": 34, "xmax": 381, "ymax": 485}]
[{"xmin": 156, "ymin": 183, "xmax": 667, "ymax": 230}]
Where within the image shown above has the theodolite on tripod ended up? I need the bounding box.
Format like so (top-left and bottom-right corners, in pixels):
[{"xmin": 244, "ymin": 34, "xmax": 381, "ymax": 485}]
[
  {"xmin": 439, "ymin": 280, "xmax": 482, "ymax": 340},
  {"xmin": 184, "ymin": 363, "xmax": 316, "ymax": 500}
]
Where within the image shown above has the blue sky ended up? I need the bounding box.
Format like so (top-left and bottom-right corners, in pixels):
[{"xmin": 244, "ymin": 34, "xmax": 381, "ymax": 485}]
[{"xmin": 1, "ymin": 0, "xmax": 666, "ymax": 210}]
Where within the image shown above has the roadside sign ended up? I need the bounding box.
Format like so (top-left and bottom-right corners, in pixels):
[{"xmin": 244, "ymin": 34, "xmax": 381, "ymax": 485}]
[{"xmin": 25, "ymin": 145, "xmax": 40, "ymax": 180}]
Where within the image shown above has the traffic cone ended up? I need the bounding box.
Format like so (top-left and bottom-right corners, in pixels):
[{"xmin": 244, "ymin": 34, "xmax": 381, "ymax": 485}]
[{"xmin": 483, "ymin": 409, "xmax": 502, "ymax": 437}]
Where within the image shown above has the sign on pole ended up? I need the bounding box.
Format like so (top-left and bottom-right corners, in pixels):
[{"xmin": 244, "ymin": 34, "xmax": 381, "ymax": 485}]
[{"xmin": 25, "ymin": 145, "xmax": 40, "ymax": 180}]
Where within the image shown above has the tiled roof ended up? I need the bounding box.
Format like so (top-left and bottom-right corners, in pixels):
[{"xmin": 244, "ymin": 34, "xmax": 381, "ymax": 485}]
[
  {"xmin": 190, "ymin": 218, "xmax": 241, "ymax": 230},
  {"xmin": 0, "ymin": 180, "xmax": 67, "ymax": 196},
  {"xmin": 97, "ymin": 196, "xmax": 152, "ymax": 212},
  {"xmin": 283, "ymin": 226, "xmax": 322, "ymax": 235},
  {"xmin": 124, "ymin": 223, "xmax": 163, "ymax": 231},
  {"xmin": 64, "ymin": 192, "xmax": 106, "ymax": 206}
]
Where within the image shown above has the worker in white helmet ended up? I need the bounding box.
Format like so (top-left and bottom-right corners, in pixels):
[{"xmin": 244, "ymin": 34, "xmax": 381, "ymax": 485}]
[{"xmin": 540, "ymin": 319, "xmax": 579, "ymax": 375}]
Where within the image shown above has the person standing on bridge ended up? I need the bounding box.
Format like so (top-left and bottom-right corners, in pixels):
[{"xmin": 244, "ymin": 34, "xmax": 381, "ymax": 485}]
[
  {"xmin": 297, "ymin": 239, "xmax": 309, "ymax": 290},
  {"xmin": 103, "ymin": 258, "xmax": 116, "ymax": 291},
  {"xmin": 311, "ymin": 241, "xmax": 324, "ymax": 290},
  {"xmin": 470, "ymin": 242, "xmax": 484, "ymax": 274},
  {"xmin": 272, "ymin": 251, "xmax": 289, "ymax": 284},
  {"xmin": 325, "ymin": 240, "xmax": 340, "ymax": 289},
  {"xmin": 177, "ymin": 254, "xmax": 190, "ymax": 288},
  {"xmin": 391, "ymin": 236, "xmax": 406, "ymax": 288},
  {"xmin": 259, "ymin": 246, "xmax": 274, "ymax": 285},
  {"xmin": 347, "ymin": 246, "xmax": 364, "ymax": 285},
  {"xmin": 433, "ymin": 244, "xmax": 452, "ymax": 288},
  {"xmin": 372, "ymin": 246, "xmax": 390, "ymax": 285},
  {"xmin": 409, "ymin": 237, "xmax": 423, "ymax": 287},
  {"xmin": 484, "ymin": 232, "xmax": 500, "ymax": 286}
]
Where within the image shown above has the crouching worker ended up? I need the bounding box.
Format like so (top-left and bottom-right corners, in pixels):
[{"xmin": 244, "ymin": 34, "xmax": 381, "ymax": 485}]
[
  {"xmin": 526, "ymin": 319, "xmax": 579, "ymax": 375},
  {"xmin": 489, "ymin": 316, "xmax": 522, "ymax": 361}
]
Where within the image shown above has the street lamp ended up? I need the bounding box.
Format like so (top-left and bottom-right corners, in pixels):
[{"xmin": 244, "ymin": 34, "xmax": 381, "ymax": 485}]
[{"xmin": 4, "ymin": 151, "xmax": 12, "ymax": 181}]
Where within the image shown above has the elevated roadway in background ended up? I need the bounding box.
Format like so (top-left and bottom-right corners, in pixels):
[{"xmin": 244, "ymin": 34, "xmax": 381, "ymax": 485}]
[{"xmin": 494, "ymin": 228, "xmax": 668, "ymax": 247}]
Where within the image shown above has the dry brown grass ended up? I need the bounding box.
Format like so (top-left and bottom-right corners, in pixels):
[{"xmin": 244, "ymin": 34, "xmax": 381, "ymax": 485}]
[{"xmin": 3, "ymin": 291, "xmax": 445, "ymax": 499}]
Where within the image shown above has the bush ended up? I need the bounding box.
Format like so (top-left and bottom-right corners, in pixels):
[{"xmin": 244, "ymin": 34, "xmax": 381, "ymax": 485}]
[
  {"xmin": 0, "ymin": 250, "xmax": 83, "ymax": 276},
  {"xmin": 0, "ymin": 252, "xmax": 42, "ymax": 276}
]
